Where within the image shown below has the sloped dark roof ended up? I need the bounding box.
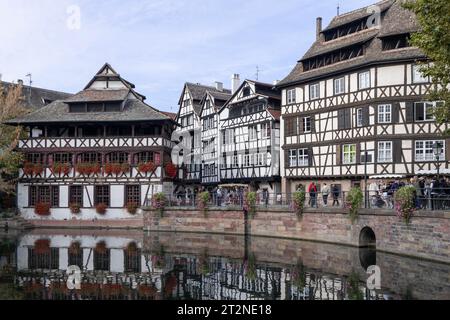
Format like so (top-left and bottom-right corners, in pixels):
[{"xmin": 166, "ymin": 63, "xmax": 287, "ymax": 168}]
[
  {"xmin": 253, "ymin": 81, "xmax": 281, "ymax": 100},
  {"xmin": 0, "ymin": 81, "xmax": 72, "ymax": 109},
  {"xmin": 6, "ymin": 98, "xmax": 172, "ymax": 124},
  {"xmin": 64, "ymin": 89, "xmax": 129, "ymax": 103},
  {"xmin": 161, "ymin": 111, "xmax": 177, "ymax": 120},
  {"xmin": 323, "ymin": 0, "xmax": 394, "ymax": 32},
  {"xmin": 183, "ymin": 82, "xmax": 232, "ymax": 116},
  {"xmin": 278, "ymin": 0, "xmax": 425, "ymax": 87},
  {"xmin": 208, "ymin": 90, "xmax": 232, "ymax": 103},
  {"xmin": 267, "ymin": 109, "xmax": 281, "ymax": 120}
]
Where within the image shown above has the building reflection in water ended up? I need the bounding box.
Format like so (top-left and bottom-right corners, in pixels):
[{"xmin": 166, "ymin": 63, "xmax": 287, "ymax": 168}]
[{"xmin": 0, "ymin": 230, "xmax": 448, "ymax": 300}]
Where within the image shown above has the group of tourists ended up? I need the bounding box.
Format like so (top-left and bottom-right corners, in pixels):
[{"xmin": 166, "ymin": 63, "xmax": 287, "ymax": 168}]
[{"xmin": 301, "ymin": 182, "xmax": 342, "ymax": 208}]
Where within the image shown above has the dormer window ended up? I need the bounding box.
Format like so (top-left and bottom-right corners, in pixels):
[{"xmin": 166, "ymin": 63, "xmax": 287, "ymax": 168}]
[
  {"xmin": 323, "ymin": 17, "xmax": 369, "ymax": 42},
  {"xmin": 242, "ymin": 87, "xmax": 251, "ymax": 97},
  {"xmin": 303, "ymin": 44, "xmax": 364, "ymax": 72},
  {"xmin": 382, "ymin": 34, "xmax": 411, "ymax": 51},
  {"xmin": 69, "ymin": 102, "xmax": 122, "ymax": 113}
]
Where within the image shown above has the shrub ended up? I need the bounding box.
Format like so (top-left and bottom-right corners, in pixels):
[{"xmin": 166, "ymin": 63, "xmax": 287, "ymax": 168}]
[
  {"xmin": 394, "ymin": 186, "xmax": 416, "ymax": 224},
  {"xmin": 245, "ymin": 192, "xmax": 257, "ymax": 219},
  {"xmin": 164, "ymin": 163, "xmax": 177, "ymax": 179},
  {"xmin": 76, "ymin": 163, "xmax": 100, "ymax": 176},
  {"xmin": 69, "ymin": 203, "xmax": 81, "ymax": 214},
  {"xmin": 152, "ymin": 193, "xmax": 167, "ymax": 216},
  {"xmin": 52, "ymin": 163, "xmax": 71, "ymax": 175},
  {"xmin": 126, "ymin": 202, "xmax": 139, "ymax": 215},
  {"xmin": 35, "ymin": 203, "xmax": 51, "ymax": 216},
  {"xmin": 292, "ymin": 190, "xmax": 306, "ymax": 218},
  {"xmin": 34, "ymin": 239, "xmax": 51, "ymax": 255},
  {"xmin": 197, "ymin": 192, "xmax": 211, "ymax": 217},
  {"xmin": 345, "ymin": 187, "xmax": 363, "ymax": 223},
  {"xmin": 95, "ymin": 203, "xmax": 107, "ymax": 215},
  {"xmin": 138, "ymin": 162, "xmax": 156, "ymax": 173}
]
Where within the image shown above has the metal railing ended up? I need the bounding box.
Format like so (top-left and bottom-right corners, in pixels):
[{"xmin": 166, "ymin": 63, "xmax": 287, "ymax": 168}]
[{"xmin": 145, "ymin": 189, "xmax": 450, "ymax": 212}]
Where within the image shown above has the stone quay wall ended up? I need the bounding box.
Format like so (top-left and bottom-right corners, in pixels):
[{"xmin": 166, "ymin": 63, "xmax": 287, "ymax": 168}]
[{"xmin": 143, "ymin": 207, "xmax": 450, "ymax": 263}]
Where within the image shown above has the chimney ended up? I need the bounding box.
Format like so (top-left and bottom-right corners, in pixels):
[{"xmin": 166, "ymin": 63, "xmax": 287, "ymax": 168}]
[
  {"xmin": 316, "ymin": 17, "xmax": 322, "ymax": 40},
  {"xmin": 215, "ymin": 81, "xmax": 223, "ymax": 92},
  {"xmin": 18, "ymin": 79, "xmax": 23, "ymax": 86},
  {"xmin": 231, "ymin": 74, "xmax": 240, "ymax": 94}
]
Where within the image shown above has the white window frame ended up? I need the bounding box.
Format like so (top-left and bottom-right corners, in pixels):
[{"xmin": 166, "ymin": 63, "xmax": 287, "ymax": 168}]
[
  {"xmin": 309, "ymin": 83, "xmax": 320, "ymax": 100},
  {"xmin": 378, "ymin": 104, "xmax": 392, "ymax": 124},
  {"xmin": 415, "ymin": 140, "xmax": 445, "ymax": 162},
  {"xmin": 261, "ymin": 123, "xmax": 271, "ymax": 138},
  {"xmin": 289, "ymin": 149, "xmax": 298, "ymax": 167},
  {"xmin": 243, "ymin": 154, "xmax": 251, "ymax": 167},
  {"xmin": 358, "ymin": 71, "xmax": 371, "ymax": 89},
  {"xmin": 224, "ymin": 129, "xmax": 234, "ymax": 145},
  {"xmin": 378, "ymin": 141, "xmax": 393, "ymax": 163},
  {"xmin": 303, "ymin": 117, "xmax": 311, "ymax": 133},
  {"xmin": 356, "ymin": 108, "xmax": 363, "ymax": 127},
  {"xmin": 287, "ymin": 89, "xmax": 296, "ymax": 104},
  {"xmin": 414, "ymin": 101, "xmax": 443, "ymax": 122},
  {"xmin": 334, "ymin": 77, "xmax": 346, "ymax": 95},
  {"xmin": 412, "ymin": 64, "xmax": 428, "ymax": 83},
  {"xmin": 298, "ymin": 148, "xmax": 309, "ymax": 167},
  {"xmin": 343, "ymin": 144, "xmax": 357, "ymax": 165},
  {"xmin": 232, "ymin": 155, "xmax": 239, "ymax": 167},
  {"xmin": 248, "ymin": 125, "xmax": 258, "ymax": 141}
]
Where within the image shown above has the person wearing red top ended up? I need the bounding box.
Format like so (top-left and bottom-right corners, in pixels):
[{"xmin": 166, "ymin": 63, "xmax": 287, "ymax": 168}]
[{"xmin": 308, "ymin": 182, "xmax": 318, "ymax": 208}]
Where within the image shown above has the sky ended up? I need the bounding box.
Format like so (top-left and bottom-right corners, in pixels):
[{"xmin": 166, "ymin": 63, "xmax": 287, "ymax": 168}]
[{"xmin": 0, "ymin": 0, "xmax": 377, "ymax": 112}]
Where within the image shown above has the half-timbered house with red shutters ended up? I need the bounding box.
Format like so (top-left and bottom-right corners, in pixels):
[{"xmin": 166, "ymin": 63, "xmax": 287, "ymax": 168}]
[
  {"xmin": 6, "ymin": 63, "xmax": 176, "ymax": 220},
  {"xmin": 174, "ymin": 82, "xmax": 231, "ymax": 195},
  {"xmin": 218, "ymin": 79, "xmax": 281, "ymax": 193},
  {"xmin": 277, "ymin": 0, "xmax": 450, "ymax": 194}
]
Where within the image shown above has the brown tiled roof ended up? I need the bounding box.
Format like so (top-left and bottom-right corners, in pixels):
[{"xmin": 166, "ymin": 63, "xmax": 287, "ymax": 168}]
[
  {"xmin": 161, "ymin": 111, "xmax": 177, "ymax": 120},
  {"xmin": 64, "ymin": 89, "xmax": 130, "ymax": 103},
  {"xmin": 278, "ymin": 0, "xmax": 425, "ymax": 87},
  {"xmin": 182, "ymin": 83, "xmax": 232, "ymax": 116},
  {"xmin": 208, "ymin": 90, "xmax": 232, "ymax": 102},
  {"xmin": 267, "ymin": 109, "xmax": 281, "ymax": 120}
]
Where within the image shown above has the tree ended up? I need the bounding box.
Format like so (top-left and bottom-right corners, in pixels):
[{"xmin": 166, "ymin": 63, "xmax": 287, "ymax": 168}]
[
  {"xmin": 0, "ymin": 83, "xmax": 28, "ymax": 193},
  {"xmin": 403, "ymin": 0, "xmax": 450, "ymax": 128}
]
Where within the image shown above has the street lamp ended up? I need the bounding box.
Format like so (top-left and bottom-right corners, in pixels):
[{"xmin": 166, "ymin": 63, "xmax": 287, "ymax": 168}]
[{"xmin": 433, "ymin": 141, "xmax": 443, "ymax": 180}]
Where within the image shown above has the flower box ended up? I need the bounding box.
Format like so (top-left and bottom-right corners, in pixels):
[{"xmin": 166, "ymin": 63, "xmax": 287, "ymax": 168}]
[
  {"xmin": 35, "ymin": 202, "xmax": 51, "ymax": 216},
  {"xmin": 95, "ymin": 203, "xmax": 107, "ymax": 215}
]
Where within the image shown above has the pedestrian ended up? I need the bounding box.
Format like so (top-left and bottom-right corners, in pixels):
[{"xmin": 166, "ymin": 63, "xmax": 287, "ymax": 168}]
[
  {"xmin": 216, "ymin": 187, "xmax": 223, "ymax": 207},
  {"xmin": 332, "ymin": 184, "xmax": 340, "ymax": 207},
  {"xmin": 308, "ymin": 182, "xmax": 318, "ymax": 208},
  {"xmin": 322, "ymin": 183, "xmax": 330, "ymax": 207}
]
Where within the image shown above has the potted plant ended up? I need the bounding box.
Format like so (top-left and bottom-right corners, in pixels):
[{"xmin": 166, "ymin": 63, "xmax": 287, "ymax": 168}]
[
  {"xmin": 95, "ymin": 203, "xmax": 107, "ymax": 215},
  {"xmin": 164, "ymin": 163, "xmax": 177, "ymax": 179},
  {"xmin": 394, "ymin": 186, "xmax": 416, "ymax": 224},
  {"xmin": 34, "ymin": 239, "xmax": 51, "ymax": 255},
  {"xmin": 151, "ymin": 193, "xmax": 167, "ymax": 217},
  {"xmin": 69, "ymin": 203, "xmax": 81, "ymax": 214},
  {"xmin": 94, "ymin": 241, "xmax": 107, "ymax": 255},
  {"xmin": 197, "ymin": 192, "xmax": 211, "ymax": 217},
  {"xmin": 292, "ymin": 189, "xmax": 306, "ymax": 218},
  {"xmin": 345, "ymin": 187, "xmax": 363, "ymax": 223},
  {"xmin": 138, "ymin": 162, "xmax": 156, "ymax": 174},
  {"xmin": 126, "ymin": 202, "xmax": 139, "ymax": 215},
  {"xmin": 68, "ymin": 241, "xmax": 82, "ymax": 255},
  {"xmin": 35, "ymin": 202, "xmax": 51, "ymax": 216}
]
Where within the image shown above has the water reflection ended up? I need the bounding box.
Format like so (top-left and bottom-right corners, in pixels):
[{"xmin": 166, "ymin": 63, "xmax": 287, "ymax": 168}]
[{"xmin": 0, "ymin": 230, "xmax": 449, "ymax": 300}]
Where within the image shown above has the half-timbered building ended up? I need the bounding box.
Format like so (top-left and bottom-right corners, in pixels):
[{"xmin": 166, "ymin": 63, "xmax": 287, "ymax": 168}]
[
  {"xmin": 199, "ymin": 89, "xmax": 232, "ymax": 188},
  {"xmin": 277, "ymin": 0, "xmax": 450, "ymax": 193},
  {"xmin": 218, "ymin": 80, "xmax": 281, "ymax": 193},
  {"xmin": 6, "ymin": 63, "xmax": 176, "ymax": 220},
  {"xmin": 174, "ymin": 82, "xmax": 231, "ymax": 194}
]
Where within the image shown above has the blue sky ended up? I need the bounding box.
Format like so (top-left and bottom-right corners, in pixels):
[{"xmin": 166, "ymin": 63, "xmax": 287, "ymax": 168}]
[{"xmin": 0, "ymin": 0, "xmax": 376, "ymax": 112}]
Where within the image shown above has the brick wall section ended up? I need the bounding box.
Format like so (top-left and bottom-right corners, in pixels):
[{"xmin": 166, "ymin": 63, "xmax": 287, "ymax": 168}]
[
  {"xmin": 144, "ymin": 232, "xmax": 450, "ymax": 300},
  {"xmin": 143, "ymin": 207, "xmax": 450, "ymax": 263}
]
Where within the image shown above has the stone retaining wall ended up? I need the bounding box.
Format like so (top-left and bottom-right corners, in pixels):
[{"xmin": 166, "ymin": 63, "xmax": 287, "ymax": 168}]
[{"xmin": 143, "ymin": 207, "xmax": 450, "ymax": 263}]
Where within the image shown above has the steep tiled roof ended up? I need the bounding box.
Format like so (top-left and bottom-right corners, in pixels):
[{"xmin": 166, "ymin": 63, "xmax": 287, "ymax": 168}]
[
  {"xmin": 278, "ymin": 0, "xmax": 425, "ymax": 87},
  {"xmin": 0, "ymin": 81, "xmax": 72, "ymax": 109},
  {"xmin": 6, "ymin": 98, "xmax": 172, "ymax": 124},
  {"xmin": 64, "ymin": 89, "xmax": 129, "ymax": 103},
  {"xmin": 161, "ymin": 111, "xmax": 177, "ymax": 120},
  {"xmin": 184, "ymin": 82, "xmax": 232, "ymax": 116},
  {"xmin": 209, "ymin": 90, "xmax": 232, "ymax": 102}
]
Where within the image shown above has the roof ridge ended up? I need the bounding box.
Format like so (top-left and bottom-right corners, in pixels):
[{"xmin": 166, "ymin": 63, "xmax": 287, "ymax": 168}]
[{"xmin": 334, "ymin": 0, "xmax": 393, "ymax": 20}]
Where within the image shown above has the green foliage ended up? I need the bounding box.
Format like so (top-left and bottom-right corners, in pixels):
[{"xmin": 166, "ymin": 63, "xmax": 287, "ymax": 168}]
[
  {"xmin": 197, "ymin": 191, "xmax": 211, "ymax": 217},
  {"xmin": 347, "ymin": 270, "xmax": 364, "ymax": 300},
  {"xmin": 292, "ymin": 190, "xmax": 306, "ymax": 218},
  {"xmin": 245, "ymin": 192, "xmax": 257, "ymax": 218},
  {"xmin": 403, "ymin": 0, "xmax": 450, "ymax": 130},
  {"xmin": 152, "ymin": 192, "xmax": 167, "ymax": 217},
  {"xmin": 394, "ymin": 186, "xmax": 416, "ymax": 224},
  {"xmin": 346, "ymin": 187, "xmax": 363, "ymax": 223}
]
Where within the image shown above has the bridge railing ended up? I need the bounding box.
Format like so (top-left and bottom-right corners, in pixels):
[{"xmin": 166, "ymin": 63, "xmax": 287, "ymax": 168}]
[{"xmin": 149, "ymin": 189, "xmax": 450, "ymax": 212}]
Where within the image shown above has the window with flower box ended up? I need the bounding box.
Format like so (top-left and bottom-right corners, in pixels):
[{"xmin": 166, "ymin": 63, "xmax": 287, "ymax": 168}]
[
  {"xmin": 53, "ymin": 153, "xmax": 72, "ymax": 164},
  {"xmin": 94, "ymin": 250, "xmax": 110, "ymax": 271},
  {"xmin": 80, "ymin": 152, "xmax": 101, "ymax": 163},
  {"xmin": 125, "ymin": 185, "xmax": 140, "ymax": 206},
  {"xmin": 124, "ymin": 246, "xmax": 141, "ymax": 273},
  {"xmin": 107, "ymin": 152, "xmax": 129, "ymax": 164},
  {"xmin": 26, "ymin": 153, "xmax": 44, "ymax": 164},
  {"xmin": 69, "ymin": 186, "xmax": 83, "ymax": 206},
  {"xmin": 28, "ymin": 247, "xmax": 59, "ymax": 270},
  {"xmin": 29, "ymin": 186, "xmax": 59, "ymax": 207},
  {"xmin": 94, "ymin": 186, "xmax": 110, "ymax": 206}
]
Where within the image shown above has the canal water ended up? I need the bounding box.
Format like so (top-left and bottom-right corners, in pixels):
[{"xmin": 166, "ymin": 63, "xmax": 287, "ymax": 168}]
[{"xmin": 0, "ymin": 229, "xmax": 449, "ymax": 300}]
